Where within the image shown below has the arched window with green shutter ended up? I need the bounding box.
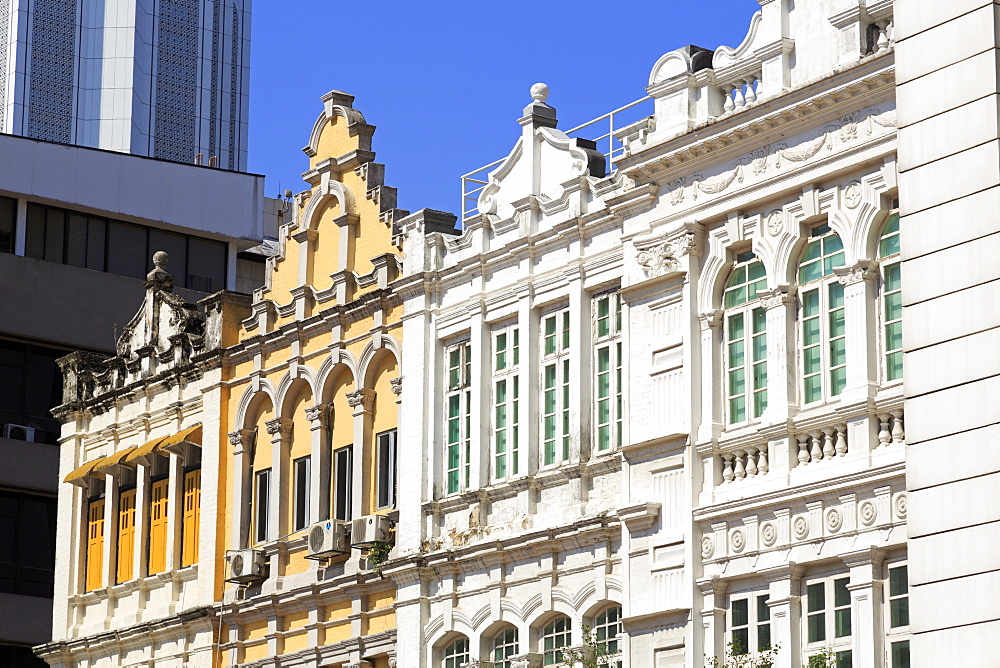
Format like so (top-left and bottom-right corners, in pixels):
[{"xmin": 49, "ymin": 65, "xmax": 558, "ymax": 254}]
[
  {"xmin": 724, "ymin": 252, "xmax": 769, "ymax": 424},
  {"xmin": 797, "ymin": 224, "xmax": 847, "ymax": 404}
]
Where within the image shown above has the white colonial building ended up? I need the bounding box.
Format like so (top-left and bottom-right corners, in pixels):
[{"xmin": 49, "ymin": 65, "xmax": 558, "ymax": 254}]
[{"xmin": 391, "ymin": 0, "xmax": 909, "ymax": 666}]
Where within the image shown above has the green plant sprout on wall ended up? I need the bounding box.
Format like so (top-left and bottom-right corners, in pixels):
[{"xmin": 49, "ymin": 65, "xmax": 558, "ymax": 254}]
[
  {"xmin": 559, "ymin": 624, "xmax": 622, "ymax": 667},
  {"xmin": 706, "ymin": 640, "xmax": 780, "ymax": 668}
]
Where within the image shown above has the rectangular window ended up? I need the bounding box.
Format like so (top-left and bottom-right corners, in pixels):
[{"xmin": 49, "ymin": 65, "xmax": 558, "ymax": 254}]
[
  {"xmin": 86, "ymin": 498, "xmax": 105, "ymax": 592},
  {"xmin": 886, "ymin": 564, "xmax": 910, "ymax": 668},
  {"xmin": 254, "ymin": 469, "xmax": 271, "ymax": 543},
  {"xmin": 333, "ymin": 446, "xmax": 352, "ymax": 521},
  {"xmin": 377, "ymin": 430, "xmax": 397, "ymax": 509},
  {"xmin": 541, "ymin": 308, "xmax": 571, "ymax": 466},
  {"xmin": 884, "ymin": 263, "xmax": 903, "ymax": 381},
  {"xmin": 730, "ymin": 593, "xmax": 771, "ymax": 657},
  {"xmin": 445, "ymin": 341, "xmax": 472, "ymax": 494},
  {"xmin": 493, "ymin": 324, "xmax": 520, "ymax": 480},
  {"xmin": 116, "ymin": 489, "xmax": 136, "ymax": 582},
  {"xmin": 802, "ymin": 284, "xmax": 846, "ymax": 405},
  {"xmin": 0, "ymin": 338, "xmax": 66, "ymax": 445},
  {"xmin": 0, "ymin": 195, "xmax": 14, "ymax": 254},
  {"xmin": 594, "ymin": 292, "xmax": 623, "ymax": 450},
  {"xmin": 181, "ymin": 469, "xmax": 201, "ymax": 566},
  {"xmin": 807, "ymin": 582, "xmax": 826, "ymax": 642},
  {"xmin": 805, "ymin": 576, "xmax": 852, "ymax": 666},
  {"xmin": 21, "ymin": 201, "xmax": 227, "ymax": 291},
  {"xmin": 293, "ymin": 456, "xmax": 311, "ymax": 531},
  {"xmin": 147, "ymin": 478, "xmax": 169, "ymax": 575},
  {"xmin": 0, "ymin": 490, "xmax": 57, "ymax": 597}
]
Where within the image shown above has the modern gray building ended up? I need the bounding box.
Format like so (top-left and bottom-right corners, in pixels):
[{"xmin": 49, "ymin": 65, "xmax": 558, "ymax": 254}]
[{"xmin": 0, "ymin": 0, "xmax": 250, "ymax": 170}]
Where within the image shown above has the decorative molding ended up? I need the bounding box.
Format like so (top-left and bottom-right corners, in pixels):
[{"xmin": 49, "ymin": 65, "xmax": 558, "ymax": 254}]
[
  {"xmin": 389, "ymin": 376, "xmax": 403, "ymax": 396},
  {"xmin": 346, "ymin": 388, "xmax": 375, "ymax": 410},
  {"xmin": 265, "ymin": 417, "xmax": 293, "ymax": 438},
  {"xmin": 305, "ymin": 403, "xmax": 330, "ymax": 427},
  {"xmin": 617, "ymin": 502, "xmax": 661, "ymax": 533}
]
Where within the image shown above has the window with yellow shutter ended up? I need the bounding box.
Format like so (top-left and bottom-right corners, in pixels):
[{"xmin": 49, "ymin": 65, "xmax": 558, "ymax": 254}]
[
  {"xmin": 181, "ymin": 469, "xmax": 201, "ymax": 567},
  {"xmin": 85, "ymin": 498, "xmax": 105, "ymax": 592},
  {"xmin": 116, "ymin": 489, "xmax": 136, "ymax": 583},
  {"xmin": 148, "ymin": 478, "xmax": 169, "ymax": 575}
]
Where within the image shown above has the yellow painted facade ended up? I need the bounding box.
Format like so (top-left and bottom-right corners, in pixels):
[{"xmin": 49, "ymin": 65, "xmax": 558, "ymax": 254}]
[{"xmin": 216, "ymin": 91, "xmax": 404, "ymax": 667}]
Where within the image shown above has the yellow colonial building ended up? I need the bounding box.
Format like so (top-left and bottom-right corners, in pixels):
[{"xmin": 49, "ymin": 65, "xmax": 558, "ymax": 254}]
[{"xmin": 38, "ymin": 91, "xmax": 406, "ymax": 668}]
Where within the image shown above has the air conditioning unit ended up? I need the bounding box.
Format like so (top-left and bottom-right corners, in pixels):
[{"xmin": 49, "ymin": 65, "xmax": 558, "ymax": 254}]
[
  {"xmin": 2, "ymin": 424, "xmax": 36, "ymax": 442},
  {"xmin": 306, "ymin": 519, "xmax": 350, "ymax": 559},
  {"xmin": 225, "ymin": 549, "xmax": 267, "ymax": 584},
  {"xmin": 350, "ymin": 514, "xmax": 393, "ymax": 548}
]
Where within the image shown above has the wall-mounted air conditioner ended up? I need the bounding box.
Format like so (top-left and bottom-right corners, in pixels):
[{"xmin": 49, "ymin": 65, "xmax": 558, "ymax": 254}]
[
  {"xmin": 225, "ymin": 549, "xmax": 267, "ymax": 584},
  {"xmin": 350, "ymin": 514, "xmax": 393, "ymax": 548},
  {"xmin": 2, "ymin": 424, "xmax": 36, "ymax": 442},
  {"xmin": 306, "ymin": 519, "xmax": 351, "ymax": 559}
]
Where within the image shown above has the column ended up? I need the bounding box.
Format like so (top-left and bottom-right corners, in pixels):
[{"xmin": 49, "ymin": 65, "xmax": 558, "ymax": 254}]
[
  {"xmin": 758, "ymin": 286, "xmax": 795, "ymax": 423},
  {"xmin": 843, "ymin": 548, "xmax": 883, "ymax": 668},
  {"xmin": 567, "ymin": 269, "xmax": 586, "ymax": 460},
  {"xmin": 346, "ymin": 389, "xmax": 374, "ymax": 516},
  {"xmin": 133, "ymin": 463, "xmax": 151, "ymax": 578},
  {"xmin": 228, "ymin": 429, "xmax": 254, "ymax": 549},
  {"xmin": 265, "ymin": 418, "xmax": 293, "ymax": 540},
  {"xmin": 697, "ymin": 578, "xmax": 727, "ymax": 666},
  {"xmin": 101, "ymin": 474, "xmax": 118, "ymax": 590},
  {"xmin": 761, "ymin": 563, "xmax": 802, "ymax": 668},
  {"xmin": 835, "ymin": 262, "xmax": 877, "ymax": 403},
  {"xmin": 469, "ymin": 305, "xmax": 488, "ymax": 490},
  {"xmin": 306, "ymin": 403, "xmax": 331, "ymax": 524},
  {"xmin": 516, "ymin": 284, "xmax": 537, "ymax": 478},
  {"xmin": 696, "ymin": 310, "xmax": 721, "ymax": 445},
  {"xmin": 166, "ymin": 453, "xmax": 184, "ymax": 571}
]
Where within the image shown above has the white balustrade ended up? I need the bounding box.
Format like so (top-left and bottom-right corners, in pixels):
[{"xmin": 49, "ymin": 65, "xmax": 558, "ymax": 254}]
[
  {"xmin": 721, "ymin": 74, "xmax": 763, "ymax": 115},
  {"xmin": 876, "ymin": 410, "xmax": 904, "ymax": 447},
  {"xmin": 720, "ymin": 443, "xmax": 769, "ymax": 484},
  {"xmin": 795, "ymin": 425, "xmax": 849, "ymax": 466}
]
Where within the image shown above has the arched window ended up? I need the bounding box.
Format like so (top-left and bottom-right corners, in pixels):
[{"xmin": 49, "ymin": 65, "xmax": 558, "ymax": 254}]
[
  {"xmin": 723, "ymin": 252, "xmax": 768, "ymax": 424},
  {"xmin": 593, "ymin": 605, "xmax": 623, "ymax": 657},
  {"xmin": 443, "ymin": 636, "xmax": 470, "ymax": 668},
  {"xmin": 541, "ymin": 616, "xmax": 572, "ymax": 665},
  {"xmin": 879, "ymin": 210, "xmax": 902, "ymax": 381},
  {"xmin": 797, "ymin": 224, "xmax": 847, "ymax": 404},
  {"xmin": 492, "ymin": 627, "xmax": 519, "ymax": 668}
]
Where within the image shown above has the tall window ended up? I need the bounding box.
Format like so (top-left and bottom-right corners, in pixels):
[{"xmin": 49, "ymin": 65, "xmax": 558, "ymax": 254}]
[
  {"xmin": 541, "ymin": 308, "xmax": 571, "ymax": 466},
  {"xmin": 0, "ymin": 489, "xmax": 57, "ymax": 597},
  {"xmin": 0, "ymin": 338, "xmax": 67, "ymax": 445},
  {"xmin": 181, "ymin": 469, "xmax": 201, "ymax": 566},
  {"xmin": 730, "ymin": 593, "xmax": 771, "ymax": 656},
  {"xmin": 376, "ymin": 429, "xmax": 397, "ymax": 509},
  {"xmin": 292, "ymin": 456, "xmax": 311, "ymax": 531},
  {"xmin": 542, "ymin": 615, "xmax": 572, "ymax": 665},
  {"xmin": 442, "ymin": 636, "xmax": 470, "ymax": 668},
  {"xmin": 148, "ymin": 476, "xmax": 169, "ymax": 575},
  {"xmin": 333, "ymin": 446, "xmax": 352, "ymax": 521},
  {"xmin": 798, "ymin": 224, "xmax": 847, "ymax": 404},
  {"xmin": 880, "ymin": 210, "xmax": 902, "ymax": 382},
  {"xmin": 493, "ymin": 627, "xmax": 519, "ymax": 668},
  {"xmin": 445, "ymin": 341, "xmax": 472, "ymax": 495},
  {"xmin": 86, "ymin": 496, "xmax": 105, "ymax": 591},
  {"xmin": 493, "ymin": 324, "xmax": 520, "ymax": 480},
  {"xmin": 116, "ymin": 488, "xmax": 136, "ymax": 582},
  {"xmin": 594, "ymin": 605, "xmax": 623, "ymax": 660},
  {"xmin": 0, "ymin": 195, "xmax": 15, "ymax": 254},
  {"xmin": 594, "ymin": 292, "xmax": 623, "ymax": 451},
  {"xmin": 724, "ymin": 252, "xmax": 768, "ymax": 424},
  {"xmin": 254, "ymin": 469, "xmax": 271, "ymax": 543},
  {"xmin": 886, "ymin": 563, "xmax": 910, "ymax": 668},
  {"xmin": 804, "ymin": 575, "xmax": 852, "ymax": 667}
]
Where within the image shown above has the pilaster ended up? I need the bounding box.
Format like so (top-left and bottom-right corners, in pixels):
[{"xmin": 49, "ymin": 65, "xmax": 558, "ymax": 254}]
[
  {"xmin": 843, "ymin": 548, "xmax": 885, "ymax": 668},
  {"xmin": 347, "ymin": 389, "xmax": 375, "ymax": 515},
  {"xmin": 306, "ymin": 404, "xmax": 331, "ymax": 525},
  {"xmin": 266, "ymin": 418, "xmax": 293, "ymax": 540},
  {"xmin": 761, "ymin": 562, "xmax": 803, "ymax": 668},
  {"xmin": 835, "ymin": 261, "xmax": 878, "ymax": 403},
  {"xmin": 759, "ymin": 285, "xmax": 796, "ymax": 423},
  {"xmin": 228, "ymin": 428, "xmax": 254, "ymax": 549}
]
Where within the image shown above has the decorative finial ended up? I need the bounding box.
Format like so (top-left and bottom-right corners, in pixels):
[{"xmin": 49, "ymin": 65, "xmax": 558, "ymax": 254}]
[
  {"xmin": 530, "ymin": 82, "xmax": 549, "ymax": 104},
  {"xmin": 146, "ymin": 250, "xmax": 174, "ymax": 289}
]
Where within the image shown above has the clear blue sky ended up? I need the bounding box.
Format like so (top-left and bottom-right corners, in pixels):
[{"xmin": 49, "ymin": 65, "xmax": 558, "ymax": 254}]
[{"xmin": 247, "ymin": 0, "xmax": 761, "ymax": 217}]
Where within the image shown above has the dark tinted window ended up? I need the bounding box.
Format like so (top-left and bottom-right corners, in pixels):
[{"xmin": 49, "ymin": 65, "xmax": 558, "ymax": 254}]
[
  {"xmin": 0, "ymin": 196, "xmax": 15, "ymax": 254},
  {"xmin": 106, "ymin": 221, "xmax": 147, "ymax": 280},
  {"xmin": 0, "ymin": 491, "xmax": 57, "ymax": 598},
  {"xmin": 188, "ymin": 236, "xmax": 226, "ymax": 293},
  {"xmin": 0, "ymin": 338, "xmax": 67, "ymax": 444},
  {"xmin": 0, "ymin": 644, "xmax": 50, "ymax": 668}
]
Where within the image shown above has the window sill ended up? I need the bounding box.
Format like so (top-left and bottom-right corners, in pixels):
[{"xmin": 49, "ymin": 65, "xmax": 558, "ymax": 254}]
[{"xmin": 72, "ymin": 564, "xmax": 198, "ymax": 604}]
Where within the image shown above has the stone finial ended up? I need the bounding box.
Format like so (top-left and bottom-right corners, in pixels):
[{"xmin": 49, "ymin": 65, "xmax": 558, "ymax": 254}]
[
  {"xmin": 530, "ymin": 82, "xmax": 549, "ymax": 104},
  {"xmin": 146, "ymin": 251, "xmax": 174, "ymax": 289}
]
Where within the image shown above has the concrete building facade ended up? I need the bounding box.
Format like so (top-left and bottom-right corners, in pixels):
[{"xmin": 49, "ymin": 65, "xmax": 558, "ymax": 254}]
[{"xmin": 0, "ymin": 0, "xmax": 251, "ymax": 170}]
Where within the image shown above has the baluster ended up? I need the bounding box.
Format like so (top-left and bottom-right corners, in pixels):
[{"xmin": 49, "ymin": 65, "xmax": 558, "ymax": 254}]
[
  {"xmin": 733, "ymin": 84, "xmax": 746, "ymax": 110},
  {"xmin": 746, "ymin": 447, "xmax": 759, "ymax": 477},
  {"xmin": 797, "ymin": 434, "xmax": 811, "ymax": 466},
  {"xmin": 722, "ymin": 453, "xmax": 734, "ymax": 483},
  {"xmin": 835, "ymin": 424, "xmax": 848, "ymax": 456},
  {"xmin": 876, "ymin": 21, "xmax": 890, "ymax": 52},
  {"xmin": 822, "ymin": 427, "xmax": 836, "ymax": 459},
  {"xmin": 723, "ymin": 87, "xmax": 735, "ymax": 113},
  {"xmin": 754, "ymin": 75, "xmax": 763, "ymax": 100},
  {"xmin": 878, "ymin": 414, "xmax": 891, "ymax": 447},
  {"xmin": 810, "ymin": 431, "xmax": 823, "ymax": 462},
  {"xmin": 891, "ymin": 410, "xmax": 905, "ymax": 445},
  {"xmin": 734, "ymin": 450, "xmax": 747, "ymax": 480},
  {"xmin": 743, "ymin": 77, "xmax": 757, "ymax": 105},
  {"xmin": 758, "ymin": 443, "xmax": 769, "ymax": 474}
]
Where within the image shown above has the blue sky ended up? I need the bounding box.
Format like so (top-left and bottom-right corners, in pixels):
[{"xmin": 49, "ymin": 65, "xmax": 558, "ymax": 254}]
[{"xmin": 247, "ymin": 0, "xmax": 761, "ymax": 217}]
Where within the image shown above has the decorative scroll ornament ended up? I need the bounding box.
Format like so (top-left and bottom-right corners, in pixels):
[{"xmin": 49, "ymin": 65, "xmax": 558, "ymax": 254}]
[
  {"xmin": 305, "ymin": 404, "xmax": 329, "ymax": 427},
  {"xmin": 637, "ymin": 242, "xmax": 681, "ymax": 278},
  {"xmin": 844, "ymin": 180, "xmax": 862, "ymax": 209},
  {"xmin": 766, "ymin": 210, "xmax": 783, "ymax": 235},
  {"xmin": 265, "ymin": 417, "xmax": 292, "ymax": 437},
  {"xmin": 390, "ymin": 376, "xmax": 403, "ymax": 395},
  {"xmin": 346, "ymin": 388, "xmax": 375, "ymax": 410}
]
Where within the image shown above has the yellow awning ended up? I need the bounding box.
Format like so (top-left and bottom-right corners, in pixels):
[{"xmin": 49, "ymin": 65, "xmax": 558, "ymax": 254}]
[
  {"xmin": 161, "ymin": 424, "xmax": 202, "ymax": 449},
  {"xmin": 94, "ymin": 446, "xmax": 136, "ymax": 471},
  {"xmin": 123, "ymin": 435, "xmax": 171, "ymax": 464},
  {"xmin": 63, "ymin": 457, "xmax": 105, "ymax": 483}
]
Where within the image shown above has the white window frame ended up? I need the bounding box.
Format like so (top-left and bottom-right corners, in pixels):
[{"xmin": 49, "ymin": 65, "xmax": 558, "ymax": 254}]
[
  {"xmin": 253, "ymin": 468, "xmax": 271, "ymax": 544},
  {"xmin": 442, "ymin": 636, "xmax": 470, "ymax": 668},
  {"xmin": 884, "ymin": 559, "xmax": 910, "ymax": 668},
  {"xmin": 540, "ymin": 615, "xmax": 572, "ymax": 666},
  {"xmin": 492, "ymin": 627, "xmax": 519, "ymax": 668},
  {"xmin": 592, "ymin": 604, "xmax": 623, "ymax": 661},
  {"xmin": 444, "ymin": 340, "xmax": 472, "ymax": 495},
  {"xmin": 727, "ymin": 591, "xmax": 772, "ymax": 659},
  {"xmin": 332, "ymin": 445, "xmax": 352, "ymax": 521},
  {"xmin": 798, "ymin": 224, "xmax": 848, "ymax": 406},
  {"xmin": 375, "ymin": 429, "xmax": 397, "ymax": 510},
  {"xmin": 541, "ymin": 307, "xmax": 571, "ymax": 467},
  {"xmin": 802, "ymin": 573, "xmax": 853, "ymax": 667},
  {"xmin": 493, "ymin": 322, "xmax": 520, "ymax": 481},
  {"xmin": 292, "ymin": 455, "xmax": 310, "ymax": 531},
  {"xmin": 593, "ymin": 291, "xmax": 623, "ymax": 452},
  {"xmin": 723, "ymin": 252, "xmax": 768, "ymax": 426},
  {"xmin": 879, "ymin": 208, "xmax": 902, "ymax": 384}
]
